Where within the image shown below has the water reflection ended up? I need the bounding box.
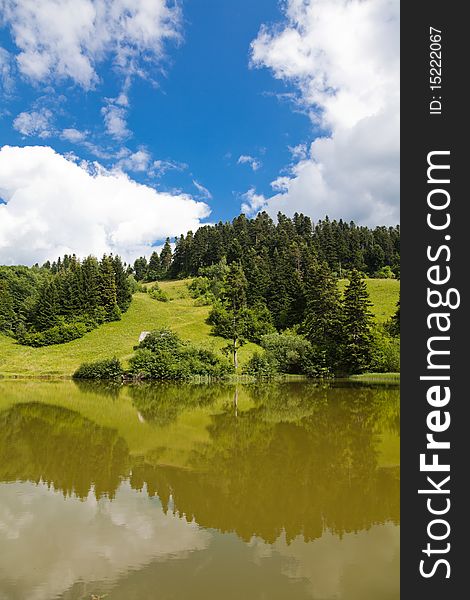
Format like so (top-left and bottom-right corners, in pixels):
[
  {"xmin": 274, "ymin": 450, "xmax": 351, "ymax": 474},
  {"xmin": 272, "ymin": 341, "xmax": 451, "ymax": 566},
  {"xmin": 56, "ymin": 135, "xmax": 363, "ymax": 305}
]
[{"xmin": 0, "ymin": 380, "xmax": 399, "ymax": 599}]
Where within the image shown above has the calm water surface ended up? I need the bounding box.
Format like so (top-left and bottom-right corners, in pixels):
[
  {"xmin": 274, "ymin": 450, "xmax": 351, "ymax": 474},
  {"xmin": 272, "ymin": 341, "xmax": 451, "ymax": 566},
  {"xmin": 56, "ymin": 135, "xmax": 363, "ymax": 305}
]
[{"xmin": 0, "ymin": 380, "xmax": 399, "ymax": 600}]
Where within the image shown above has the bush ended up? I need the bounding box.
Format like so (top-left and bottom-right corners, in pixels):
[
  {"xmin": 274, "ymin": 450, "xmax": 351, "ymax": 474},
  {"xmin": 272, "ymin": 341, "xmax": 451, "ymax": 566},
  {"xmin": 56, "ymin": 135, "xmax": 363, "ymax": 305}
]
[
  {"xmin": 259, "ymin": 331, "xmax": 332, "ymax": 377},
  {"xmin": 128, "ymin": 328, "xmax": 233, "ymax": 380},
  {"xmin": 148, "ymin": 283, "xmax": 169, "ymax": 302},
  {"xmin": 107, "ymin": 304, "xmax": 122, "ymax": 321},
  {"xmin": 136, "ymin": 328, "xmax": 181, "ymax": 353},
  {"xmin": 18, "ymin": 321, "xmax": 90, "ymax": 347},
  {"xmin": 260, "ymin": 331, "xmax": 311, "ymax": 374},
  {"xmin": 242, "ymin": 351, "xmax": 278, "ymax": 378},
  {"xmin": 373, "ymin": 266, "xmax": 396, "ymax": 279},
  {"xmin": 73, "ymin": 357, "xmax": 123, "ymax": 380},
  {"xmin": 127, "ymin": 274, "xmax": 145, "ymax": 293},
  {"xmin": 370, "ymin": 326, "xmax": 400, "ymax": 372}
]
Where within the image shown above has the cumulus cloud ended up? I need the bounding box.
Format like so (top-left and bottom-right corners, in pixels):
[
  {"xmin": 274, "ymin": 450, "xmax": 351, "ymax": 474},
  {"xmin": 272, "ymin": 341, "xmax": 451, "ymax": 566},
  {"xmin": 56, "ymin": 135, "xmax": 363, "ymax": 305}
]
[
  {"xmin": 60, "ymin": 128, "xmax": 88, "ymax": 143},
  {"xmin": 115, "ymin": 148, "xmax": 151, "ymax": 172},
  {"xmin": 0, "ymin": 0, "xmax": 181, "ymax": 89},
  {"xmin": 0, "ymin": 145, "xmax": 210, "ymax": 265},
  {"xmin": 101, "ymin": 99, "xmax": 131, "ymax": 140},
  {"xmin": 12, "ymin": 108, "xmax": 53, "ymax": 138},
  {"xmin": 237, "ymin": 154, "xmax": 261, "ymax": 171},
  {"xmin": 247, "ymin": 0, "xmax": 399, "ymax": 226}
]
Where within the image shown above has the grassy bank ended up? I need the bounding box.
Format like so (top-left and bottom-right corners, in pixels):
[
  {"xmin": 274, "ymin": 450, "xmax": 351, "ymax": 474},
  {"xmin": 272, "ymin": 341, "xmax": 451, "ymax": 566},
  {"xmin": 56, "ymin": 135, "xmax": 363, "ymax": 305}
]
[{"xmin": 0, "ymin": 278, "xmax": 399, "ymax": 378}]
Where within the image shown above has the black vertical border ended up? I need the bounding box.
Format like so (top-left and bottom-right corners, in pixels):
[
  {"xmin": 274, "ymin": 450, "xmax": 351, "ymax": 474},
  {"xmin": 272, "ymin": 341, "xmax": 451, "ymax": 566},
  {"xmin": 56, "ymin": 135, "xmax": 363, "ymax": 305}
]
[{"xmin": 401, "ymin": 2, "xmax": 467, "ymax": 597}]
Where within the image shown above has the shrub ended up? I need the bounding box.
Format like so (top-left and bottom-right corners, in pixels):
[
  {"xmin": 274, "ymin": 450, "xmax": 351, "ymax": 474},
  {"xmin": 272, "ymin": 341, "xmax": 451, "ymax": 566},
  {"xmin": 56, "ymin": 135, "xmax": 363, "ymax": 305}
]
[
  {"xmin": 242, "ymin": 351, "xmax": 278, "ymax": 378},
  {"xmin": 259, "ymin": 331, "xmax": 332, "ymax": 377},
  {"xmin": 18, "ymin": 321, "xmax": 90, "ymax": 347},
  {"xmin": 260, "ymin": 331, "xmax": 311, "ymax": 374},
  {"xmin": 128, "ymin": 328, "xmax": 233, "ymax": 380},
  {"xmin": 148, "ymin": 283, "xmax": 169, "ymax": 302},
  {"xmin": 370, "ymin": 326, "xmax": 400, "ymax": 372},
  {"xmin": 73, "ymin": 357, "xmax": 123, "ymax": 380},
  {"xmin": 107, "ymin": 304, "xmax": 122, "ymax": 321},
  {"xmin": 373, "ymin": 265, "xmax": 396, "ymax": 279},
  {"xmin": 136, "ymin": 328, "xmax": 181, "ymax": 353}
]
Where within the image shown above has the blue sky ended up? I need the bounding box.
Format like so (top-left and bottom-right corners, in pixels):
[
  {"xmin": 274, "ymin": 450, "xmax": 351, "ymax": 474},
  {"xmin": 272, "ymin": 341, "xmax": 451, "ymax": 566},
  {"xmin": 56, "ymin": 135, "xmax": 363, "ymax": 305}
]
[{"xmin": 0, "ymin": 0, "xmax": 399, "ymax": 265}]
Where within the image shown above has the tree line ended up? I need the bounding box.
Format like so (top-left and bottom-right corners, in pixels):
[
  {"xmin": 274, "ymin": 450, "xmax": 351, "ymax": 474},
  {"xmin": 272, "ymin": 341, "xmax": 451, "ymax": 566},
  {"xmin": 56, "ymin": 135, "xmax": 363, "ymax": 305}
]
[
  {"xmin": 131, "ymin": 212, "xmax": 400, "ymax": 286},
  {"xmin": 0, "ymin": 254, "xmax": 132, "ymax": 346}
]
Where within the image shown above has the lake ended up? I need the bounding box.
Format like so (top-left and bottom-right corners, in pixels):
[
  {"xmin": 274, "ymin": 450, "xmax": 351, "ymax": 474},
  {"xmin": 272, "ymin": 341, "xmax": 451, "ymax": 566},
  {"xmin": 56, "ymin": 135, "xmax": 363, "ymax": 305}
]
[{"xmin": 0, "ymin": 379, "xmax": 399, "ymax": 600}]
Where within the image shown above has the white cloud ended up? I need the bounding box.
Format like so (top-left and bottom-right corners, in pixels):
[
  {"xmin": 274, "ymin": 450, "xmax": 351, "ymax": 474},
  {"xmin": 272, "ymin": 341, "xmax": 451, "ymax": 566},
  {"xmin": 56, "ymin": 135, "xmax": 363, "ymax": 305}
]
[
  {"xmin": 60, "ymin": 128, "xmax": 88, "ymax": 143},
  {"xmin": 115, "ymin": 148, "xmax": 151, "ymax": 172},
  {"xmin": 241, "ymin": 188, "xmax": 267, "ymax": 215},
  {"xmin": 247, "ymin": 0, "xmax": 399, "ymax": 226},
  {"xmin": 101, "ymin": 100, "xmax": 131, "ymax": 140},
  {"xmin": 12, "ymin": 108, "xmax": 53, "ymax": 138},
  {"xmin": 0, "ymin": 145, "xmax": 211, "ymax": 265},
  {"xmin": 0, "ymin": 0, "xmax": 181, "ymax": 90},
  {"xmin": 150, "ymin": 159, "xmax": 187, "ymax": 178},
  {"xmin": 192, "ymin": 180, "xmax": 212, "ymax": 200},
  {"xmin": 288, "ymin": 143, "xmax": 308, "ymax": 161},
  {"xmin": 237, "ymin": 154, "xmax": 261, "ymax": 171},
  {"xmin": 0, "ymin": 47, "xmax": 14, "ymax": 93}
]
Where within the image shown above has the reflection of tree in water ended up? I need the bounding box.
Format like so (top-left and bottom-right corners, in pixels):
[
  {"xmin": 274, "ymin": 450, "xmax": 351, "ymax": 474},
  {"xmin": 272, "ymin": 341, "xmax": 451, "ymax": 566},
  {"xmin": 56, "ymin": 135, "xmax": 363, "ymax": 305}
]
[
  {"xmin": 133, "ymin": 384, "xmax": 399, "ymax": 544},
  {"xmin": 73, "ymin": 379, "xmax": 123, "ymax": 399},
  {"xmin": 128, "ymin": 383, "xmax": 226, "ymax": 426},
  {"xmin": 0, "ymin": 383, "xmax": 400, "ymax": 546},
  {"xmin": 0, "ymin": 403, "xmax": 129, "ymax": 499}
]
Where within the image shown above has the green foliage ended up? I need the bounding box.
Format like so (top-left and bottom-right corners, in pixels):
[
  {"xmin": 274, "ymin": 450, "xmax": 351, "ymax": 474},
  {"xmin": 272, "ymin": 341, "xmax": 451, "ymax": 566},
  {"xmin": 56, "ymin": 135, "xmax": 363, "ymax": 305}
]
[
  {"xmin": 128, "ymin": 327, "xmax": 233, "ymax": 380},
  {"xmin": 22, "ymin": 321, "xmax": 91, "ymax": 347},
  {"xmin": 260, "ymin": 331, "xmax": 332, "ymax": 377},
  {"xmin": 260, "ymin": 331, "xmax": 311, "ymax": 374},
  {"xmin": 339, "ymin": 270, "xmax": 374, "ymax": 374},
  {"xmin": 73, "ymin": 357, "xmax": 124, "ymax": 380},
  {"xmin": 387, "ymin": 294, "xmax": 400, "ymax": 337},
  {"xmin": 373, "ymin": 265, "xmax": 396, "ymax": 279},
  {"xmin": 370, "ymin": 326, "xmax": 400, "ymax": 373},
  {"xmin": 242, "ymin": 351, "xmax": 278, "ymax": 378},
  {"xmin": 148, "ymin": 283, "xmax": 170, "ymax": 302},
  {"xmin": 0, "ymin": 254, "xmax": 132, "ymax": 347},
  {"xmin": 303, "ymin": 261, "xmax": 342, "ymax": 366}
]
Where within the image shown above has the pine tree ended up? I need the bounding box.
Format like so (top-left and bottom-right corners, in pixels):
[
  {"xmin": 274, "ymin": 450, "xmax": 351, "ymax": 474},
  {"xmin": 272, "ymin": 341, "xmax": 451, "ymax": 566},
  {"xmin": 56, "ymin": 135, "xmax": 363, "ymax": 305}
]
[
  {"xmin": 159, "ymin": 238, "xmax": 173, "ymax": 279},
  {"xmin": 81, "ymin": 256, "xmax": 101, "ymax": 311},
  {"xmin": 112, "ymin": 255, "xmax": 132, "ymax": 312},
  {"xmin": 133, "ymin": 257, "xmax": 148, "ymax": 281},
  {"xmin": 99, "ymin": 255, "xmax": 118, "ymax": 319},
  {"xmin": 340, "ymin": 270, "xmax": 374, "ymax": 374},
  {"xmin": 147, "ymin": 251, "xmax": 161, "ymax": 281},
  {"xmin": 34, "ymin": 280, "xmax": 59, "ymax": 331},
  {"xmin": 388, "ymin": 294, "xmax": 400, "ymax": 336},
  {"xmin": 303, "ymin": 261, "xmax": 342, "ymax": 368}
]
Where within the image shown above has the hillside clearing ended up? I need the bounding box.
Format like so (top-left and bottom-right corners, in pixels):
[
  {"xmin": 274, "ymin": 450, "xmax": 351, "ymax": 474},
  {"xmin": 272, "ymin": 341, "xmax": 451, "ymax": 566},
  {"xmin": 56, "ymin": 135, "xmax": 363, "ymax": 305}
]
[{"xmin": 0, "ymin": 278, "xmax": 399, "ymax": 377}]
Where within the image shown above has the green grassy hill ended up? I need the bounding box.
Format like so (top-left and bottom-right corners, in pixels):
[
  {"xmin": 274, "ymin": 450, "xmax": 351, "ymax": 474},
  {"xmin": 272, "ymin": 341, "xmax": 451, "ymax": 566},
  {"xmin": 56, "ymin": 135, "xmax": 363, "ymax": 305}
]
[{"xmin": 0, "ymin": 278, "xmax": 399, "ymax": 377}]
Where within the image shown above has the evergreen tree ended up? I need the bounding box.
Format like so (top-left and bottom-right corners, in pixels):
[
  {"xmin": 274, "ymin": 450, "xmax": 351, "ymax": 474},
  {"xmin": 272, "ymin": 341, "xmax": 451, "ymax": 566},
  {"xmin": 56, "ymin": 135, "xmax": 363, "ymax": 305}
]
[
  {"xmin": 388, "ymin": 294, "xmax": 400, "ymax": 337},
  {"xmin": 147, "ymin": 251, "xmax": 161, "ymax": 281},
  {"xmin": 133, "ymin": 256, "xmax": 148, "ymax": 281},
  {"xmin": 112, "ymin": 255, "xmax": 132, "ymax": 311},
  {"xmin": 303, "ymin": 261, "xmax": 342, "ymax": 368},
  {"xmin": 340, "ymin": 270, "xmax": 374, "ymax": 374},
  {"xmin": 81, "ymin": 256, "xmax": 101, "ymax": 311},
  {"xmin": 159, "ymin": 238, "xmax": 173, "ymax": 279},
  {"xmin": 99, "ymin": 255, "xmax": 118, "ymax": 319},
  {"xmin": 0, "ymin": 279, "xmax": 15, "ymax": 333},
  {"xmin": 34, "ymin": 280, "xmax": 59, "ymax": 331}
]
